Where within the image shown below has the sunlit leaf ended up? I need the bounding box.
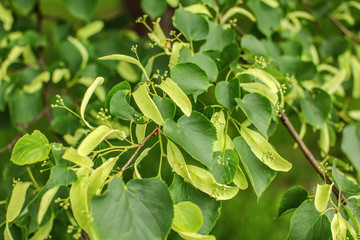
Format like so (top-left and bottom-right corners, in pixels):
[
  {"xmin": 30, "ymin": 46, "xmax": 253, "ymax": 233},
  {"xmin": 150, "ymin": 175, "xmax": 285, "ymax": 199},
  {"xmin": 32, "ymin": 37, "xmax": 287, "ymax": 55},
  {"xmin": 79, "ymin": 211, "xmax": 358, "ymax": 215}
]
[
  {"xmin": 6, "ymin": 181, "xmax": 31, "ymax": 222},
  {"xmin": 314, "ymin": 183, "xmax": 333, "ymax": 212}
]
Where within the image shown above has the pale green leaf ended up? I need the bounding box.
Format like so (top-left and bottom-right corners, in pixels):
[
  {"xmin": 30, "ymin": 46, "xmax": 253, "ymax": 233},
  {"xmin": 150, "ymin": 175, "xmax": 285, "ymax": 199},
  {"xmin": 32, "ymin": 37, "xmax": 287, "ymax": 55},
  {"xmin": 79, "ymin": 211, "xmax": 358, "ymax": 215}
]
[
  {"xmin": 87, "ymin": 157, "xmax": 119, "ymax": 198},
  {"xmin": 77, "ymin": 21, "xmax": 104, "ymax": 41},
  {"xmin": 0, "ymin": 3, "xmax": 13, "ymax": 31},
  {"xmin": 69, "ymin": 168, "xmax": 100, "ymax": 239},
  {"xmin": 80, "ymin": 77, "xmax": 104, "ymax": 129},
  {"xmin": 147, "ymin": 18, "xmax": 167, "ymax": 48},
  {"xmin": 221, "ymin": 7, "xmax": 255, "ymax": 24},
  {"xmin": 331, "ymin": 212, "xmax": 347, "ymax": 240},
  {"xmin": 4, "ymin": 223, "xmax": 14, "ymax": 240},
  {"xmin": 174, "ymin": 232, "xmax": 216, "ymax": 240},
  {"xmin": 314, "ymin": 183, "xmax": 333, "ymax": 212},
  {"xmin": 210, "ymin": 111, "xmax": 226, "ymax": 152},
  {"xmin": 158, "ymin": 78, "xmax": 192, "ymax": 116},
  {"xmin": 37, "ymin": 186, "xmax": 60, "ymax": 224},
  {"xmin": 184, "ymin": 4, "xmax": 212, "ymax": 18},
  {"xmin": 67, "ymin": 36, "xmax": 88, "ymax": 71},
  {"xmin": 63, "ymin": 147, "xmax": 93, "ymax": 168},
  {"xmin": 319, "ymin": 123, "xmax": 330, "ymax": 157},
  {"xmin": 133, "ymin": 83, "xmax": 165, "ymax": 125},
  {"xmin": 23, "ymin": 71, "xmax": 50, "ymax": 94},
  {"xmin": 6, "ymin": 181, "xmax": 31, "ymax": 222},
  {"xmin": 30, "ymin": 217, "xmax": 54, "ymax": 240},
  {"xmin": 77, "ymin": 125, "xmax": 126, "ymax": 156},
  {"xmin": 233, "ymin": 166, "xmax": 248, "ymax": 190},
  {"xmin": 133, "ymin": 148, "xmax": 151, "ymax": 179},
  {"xmin": 135, "ymin": 123, "xmax": 147, "ymax": 143},
  {"xmin": 99, "ymin": 54, "xmax": 149, "ymax": 81},
  {"xmin": 116, "ymin": 61, "xmax": 139, "ymax": 83},
  {"xmin": 172, "ymin": 201, "xmax": 203, "ymax": 233},
  {"xmin": 52, "ymin": 68, "xmax": 70, "ymax": 84},
  {"xmin": 1, "ymin": 46, "xmax": 25, "ymax": 82},
  {"xmin": 237, "ymin": 68, "xmax": 279, "ymax": 93},
  {"xmin": 11, "ymin": 130, "xmax": 51, "ymax": 165},
  {"xmin": 240, "ymin": 126, "xmax": 292, "ymax": 171},
  {"xmin": 167, "ymin": 140, "xmax": 193, "ymax": 182},
  {"xmin": 240, "ymin": 82, "xmax": 278, "ymax": 105}
]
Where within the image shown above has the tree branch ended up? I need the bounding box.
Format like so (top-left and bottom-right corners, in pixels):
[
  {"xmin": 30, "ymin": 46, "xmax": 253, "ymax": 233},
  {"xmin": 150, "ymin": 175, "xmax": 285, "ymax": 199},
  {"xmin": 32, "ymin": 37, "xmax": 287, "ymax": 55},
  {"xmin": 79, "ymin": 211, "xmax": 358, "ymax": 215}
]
[
  {"xmin": 328, "ymin": 14, "xmax": 360, "ymax": 45},
  {"xmin": 0, "ymin": 109, "xmax": 47, "ymax": 153},
  {"xmin": 119, "ymin": 126, "xmax": 160, "ymax": 174},
  {"xmin": 279, "ymin": 108, "xmax": 348, "ymax": 204}
]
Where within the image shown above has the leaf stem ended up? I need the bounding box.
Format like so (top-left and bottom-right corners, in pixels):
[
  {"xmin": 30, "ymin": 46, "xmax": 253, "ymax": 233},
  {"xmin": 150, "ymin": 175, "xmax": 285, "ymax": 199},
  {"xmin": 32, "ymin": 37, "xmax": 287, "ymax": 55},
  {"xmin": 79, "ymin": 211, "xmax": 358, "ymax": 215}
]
[
  {"xmin": 27, "ymin": 167, "xmax": 40, "ymax": 190},
  {"xmin": 278, "ymin": 108, "xmax": 348, "ymax": 205},
  {"xmin": 157, "ymin": 131, "xmax": 164, "ymax": 178},
  {"xmin": 119, "ymin": 126, "xmax": 160, "ymax": 175}
]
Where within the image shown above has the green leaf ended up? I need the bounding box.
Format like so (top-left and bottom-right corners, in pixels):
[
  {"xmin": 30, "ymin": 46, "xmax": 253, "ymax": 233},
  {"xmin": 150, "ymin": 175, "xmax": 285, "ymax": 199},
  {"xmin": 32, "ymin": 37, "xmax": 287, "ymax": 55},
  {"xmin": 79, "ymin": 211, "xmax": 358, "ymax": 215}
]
[
  {"xmin": 232, "ymin": 166, "xmax": 248, "ymax": 190},
  {"xmin": 136, "ymin": 123, "xmax": 147, "ymax": 143},
  {"xmin": 170, "ymin": 62, "xmax": 211, "ymax": 100},
  {"xmin": 4, "ymin": 223, "xmax": 13, "ymax": 240},
  {"xmin": 236, "ymin": 93, "xmax": 272, "ymax": 137},
  {"xmin": 205, "ymin": 43, "xmax": 240, "ymax": 71},
  {"xmin": 157, "ymin": 78, "xmax": 192, "ymax": 116},
  {"xmin": 288, "ymin": 200, "xmax": 331, "ymax": 240},
  {"xmin": 110, "ymin": 89, "xmax": 142, "ymax": 121},
  {"xmin": 105, "ymin": 81, "xmax": 131, "ymax": 110},
  {"xmin": 153, "ymin": 95, "xmax": 176, "ymax": 120},
  {"xmin": 0, "ymin": 4, "xmax": 13, "ymax": 31},
  {"xmin": 37, "ymin": 186, "xmax": 59, "ymax": 224},
  {"xmin": 247, "ymin": 0, "xmax": 282, "ymax": 37},
  {"xmin": 69, "ymin": 168, "xmax": 99, "ymax": 239},
  {"xmin": 277, "ymin": 186, "xmax": 308, "ymax": 217},
  {"xmin": 11, "ymin": 130, "xmax": 51, "ymax": 165},
  {"xmin": 210, "ymin": 111, "xmax": 229, "ymax": 152},
  {"xmin": 332, "ymin": 160, "xmax": 360, "ymax": 194},
  {"xmin": 173, "ymin": 7, "xmax": 209, "ymax": 41},
  {"xmin": 133, "ymin": 148, "xmax": 151, "ymax": 179},
  {"xmin": 133, "ymin": 83, "xmax": 165, "ymax": 125},
  {"xmin": 77, "ymin": 21, "xmax": 104, "ymax": 41},
  {"xmin": 87, "ymin": 157, "xmax": 118, "ymax": 198},
  {"xmin": 172, "ymin": 201, "xmax": 203, "ymax": 233},
  {"xmin": 314, "ymin": 183, "xmax": 333, "ymax": 212},
  {"xmin": 77, "ymin": 125, "xmax": 126, "ymax": 157},
  {"xmin": 10, "ymin": 0, "xmax": 36, "ymax": 15},
  {"xmin": 299, "ymin": 88, "xmax": 332, "ymax": 128},
  {"xmin": 29, "ymin": 216, "xmax": 54, "ymax": 240},
  {"xmin": 91, "ymin": 177, "xmax": 173, "ymax": 240},
  {"xmin": 200, "ymin": 22, "xmax": 235, "ymax": 51},
  {"xmin": 341, "ymin": 124, "xmax": 360, "ymax": 173},
  {"xmin": 210, "ymin": 150, "xmax": 239, "ymax": 184},
  {"xmin": 240, "ymin": 126, "xmax": 292, "ymax": 172},
  {"xmin": 64, "ymin": 0, "xmax": 97, "ymax": 20},
  {"xmin": 179, "ymin": 47, "xmax": 218, "ymax": 82},
  {"xmin": 166, "ymin": 141, "xmax": 238, "ymax": 200},
  {"xmin": 241, "ymin": 34, "xmax": 269, "ymax": 57},
  {"xmin": 240, "ymin": 82, "xmax": 278, "ymax": 105},
  {"xmin": 141, "ymin": 0, "xmax": 167, "ymax": 19},
  {"xmin": 215, "ymin": 79, "xmax": 240, "ymax": 112},
  {"xmin": 350, "ymin": 55, "xmax": 360, "ymax": 99},
  {"xmin": 45, "ymin": 143, "xmax": 77, "ymax": 189},
  {"xmin": 278, "ymin": 56, "xmax": 317, "ymax": 81},
  {"xmin": 169, "ymin": 175, "xmax": 221, "ymax": 234},
  {"xmin": 233, "ymin": 136, "xmax": 276, "ymax": 198},
  {"xmin": 80, "ymin": 77, "xmax": 104, "ymax": 129},
  {"xmin": 221, "ymin": 7, "xmax": 256, "ymax": 24},
  {"xmin": 6, "ymin": 181, "xmax": 31, "ymax": 222},
  {"xmin": 164, "ymin": 112, "xmax": 217, "ymax": 168},
  {"xmin": 331, "ymin": 212, "xmax": 347, "ymax": 240}
]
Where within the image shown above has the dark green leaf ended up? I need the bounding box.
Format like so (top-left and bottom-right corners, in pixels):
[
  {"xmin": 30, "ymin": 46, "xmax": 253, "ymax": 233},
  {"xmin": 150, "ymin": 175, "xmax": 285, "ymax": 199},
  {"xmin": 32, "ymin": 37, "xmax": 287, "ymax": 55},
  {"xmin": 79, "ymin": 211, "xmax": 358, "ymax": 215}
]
[
  {"xmin": 169, "ymin": 175, "xmax": 221, "ymax": 234},
  {"xmin": 204, "ymin": 43, "xmax": 241, "ymax": 71},
  {"xmin": 247, "ymin": 0, "xmax": 282, "ymax": 37},
  {"xmin": 45, "ymin": 143, "xmax": 77, "ymax": 190},
  {"xmin": 0, "ymin": 81, "xmax": 10, "ymax": 111},
  {"xmin": 141, "ymin": 0, "xmax": 167, "ymax": 19},
  {"xmin": 163, "ymin": 112, "xmax": 217, "ymax": 168},
  {"xmin": 215, "ymin": 78, "xmax": 240, "ymax": 112},
  {"xmin": 200, "ymin": 22, "xmax": 235, "ymax": 51},
  {"xmin": 11, "ymin": 0, "xmax": 37, "ymax": 15},
  {"xmin": 287, "ymin": 200, "xmax": 331, "ymax": 240},
  {"xmin": 173, "ymin": 7, "xmax": 209, "ymax": 41},
  {"xmin": 153, "ymin": 96, "xmax": 176, "ymax": 120},
  {"xmin": 170, "ymin": 62, "xmax": 211, "ymax": 100},
  {"xmin": 109, "ymin": 90, "xmax": 142, "ymax": 122},
  {"xmin": 105, "ymin": 81, "xmax": 131, "ymax": 110},
  {"xmin": 341, "ymin": 124, "xmax": 360, "ymax": 173},
  {"xmin": 236, "ymin": 93, "xmax": 272, "ymax": 137},
  {"xmin": 332, "ymin": 160, "xmax": 360, "ymax": 194},
  {"xmin": 233, "ymin": 136, "xmax": 276, "ymax": 199},
  {"xmin": 64, "ymin": 0, "xmax": 97, "ymax": 20},
  {"xmin": 179, "ymin": 47, "xmax": 218, "ymax": 82},
  {"xmin": 241, "ymin": 34, "xmax": 269, "ymax": 57},
  {"xmin": 299, "ymin": 88, "xmax": 332, "ymax": 128},
  {"xmin": 8, "ymin": 89, "xmax": 42, "ymax": 129},
  {"xmin": 91, "ymin": 177, "xmax": 173, "ymax": 240},
  {"xmin": 277, "ymin": 186, "xmax": 308, "ymax": 217},
  {"xmin": 210, "ymin": 149, "xmax": 239, "ymax": 184},
  {"xmin": 51, "ymin": 115, "xmax": 81, "ymax": 135},
  {"xmin": 11, "ymin": 130, "xmax": 50, "ymax": 165},
  {"xmin": 278, "ymin": 56, "xmax": 317, "ymax": 81}
]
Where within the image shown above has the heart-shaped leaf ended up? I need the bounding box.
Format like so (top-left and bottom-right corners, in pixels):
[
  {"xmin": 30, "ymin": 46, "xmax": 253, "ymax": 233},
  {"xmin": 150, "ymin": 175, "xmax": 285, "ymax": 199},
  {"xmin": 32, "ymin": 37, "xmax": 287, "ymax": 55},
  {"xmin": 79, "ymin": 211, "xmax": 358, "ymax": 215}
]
[
  {"xmin": 163, "ymin": 112, "xmax": 216, "ymax": 168},
  {"xmin": 91, "ymin": 177, "xmax": 173, "ymax": 240}
]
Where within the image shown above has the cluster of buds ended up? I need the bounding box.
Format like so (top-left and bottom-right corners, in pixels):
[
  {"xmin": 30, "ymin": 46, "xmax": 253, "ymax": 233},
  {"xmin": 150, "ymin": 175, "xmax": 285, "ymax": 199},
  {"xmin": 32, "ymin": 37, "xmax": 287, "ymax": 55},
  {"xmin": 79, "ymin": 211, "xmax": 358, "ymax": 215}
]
[
  {"xmin": 135, "ymin": 15, "xmax": 148, "ymax": 24},
  {"xmin": 12, "ymin": 178, "xmax": 21, "ymax": 186},
  {"xmin": 229, "ymin": 18, "xmax": 238, "ymax": 27},
  {"xmin": 55, "ymin": 197, "xmax": 70, "ymax": 210},
  {"xmin": 67, "ymin": 225, "xmax": 82, "ymax": 239},
  {"xmin": 51, "ymin": 94, "xmax": 65, "ymax": 108},
  {"xmin": 97, "ymin": 108, "xmax": 111, "ymax": 121},
  {"xmin": 152, "ymin": 69, "xmax": 168, "ymax": 80},
  {"xmin": 255, "ymin": 56, "xmax": 267, "ymax": 68}
]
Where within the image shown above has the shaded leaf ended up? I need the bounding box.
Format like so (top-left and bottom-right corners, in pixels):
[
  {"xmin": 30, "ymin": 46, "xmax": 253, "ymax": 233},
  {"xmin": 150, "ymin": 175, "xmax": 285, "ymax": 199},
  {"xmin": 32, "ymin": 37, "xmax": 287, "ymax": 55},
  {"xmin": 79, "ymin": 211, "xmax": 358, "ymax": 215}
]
[
  {"xmin": 341, "ymin": 124, "xmax": 360, "ymax": 173},
  {"xmin": 64, "ymin": 0, "xmax": 97, "ymax": 20},
  {"xmin": 215, "ymin": 79, "xmax": 240, "ymax": 112},
  {"xmin": 277, "ymin": 186, "xmax": 308, "ymax": 217},
  {"xmin": 210, "ymin": 150, "xmax": 239, "ymax": 184},
  {"xmin": 332, "ymin": 160, "xmax": 360, "ymax": 194},
  {"xmin": 153, "ymin": 95, "xmax": 176, "ymax": 120}
]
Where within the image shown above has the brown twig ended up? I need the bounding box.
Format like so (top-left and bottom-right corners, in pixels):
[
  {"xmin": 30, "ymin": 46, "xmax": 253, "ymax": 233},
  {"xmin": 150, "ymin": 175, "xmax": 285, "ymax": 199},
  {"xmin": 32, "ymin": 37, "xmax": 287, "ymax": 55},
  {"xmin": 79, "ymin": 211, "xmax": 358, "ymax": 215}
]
[
  {"xmin": 119, "ymin": 126, "xmax": 160, "ymax": 174},
  {"xmin": 0, "ymin": 109, "xmax": 47, "ymax": 153},
  {"xmin": 279, "ymin": 108, "xmax": 348, "ymax": 204},
  {"xmin": 328, "ymin": 14, "xmax": 360, "ymax": 45}
]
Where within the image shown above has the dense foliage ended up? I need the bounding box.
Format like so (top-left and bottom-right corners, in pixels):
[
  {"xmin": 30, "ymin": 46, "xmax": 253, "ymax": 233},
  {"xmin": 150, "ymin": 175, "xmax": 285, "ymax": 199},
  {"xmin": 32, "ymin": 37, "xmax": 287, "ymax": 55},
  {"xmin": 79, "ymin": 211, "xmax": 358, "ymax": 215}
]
[{"xmin": 1, "ymin": 0, "xmax": 360, "ymax": 239}]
